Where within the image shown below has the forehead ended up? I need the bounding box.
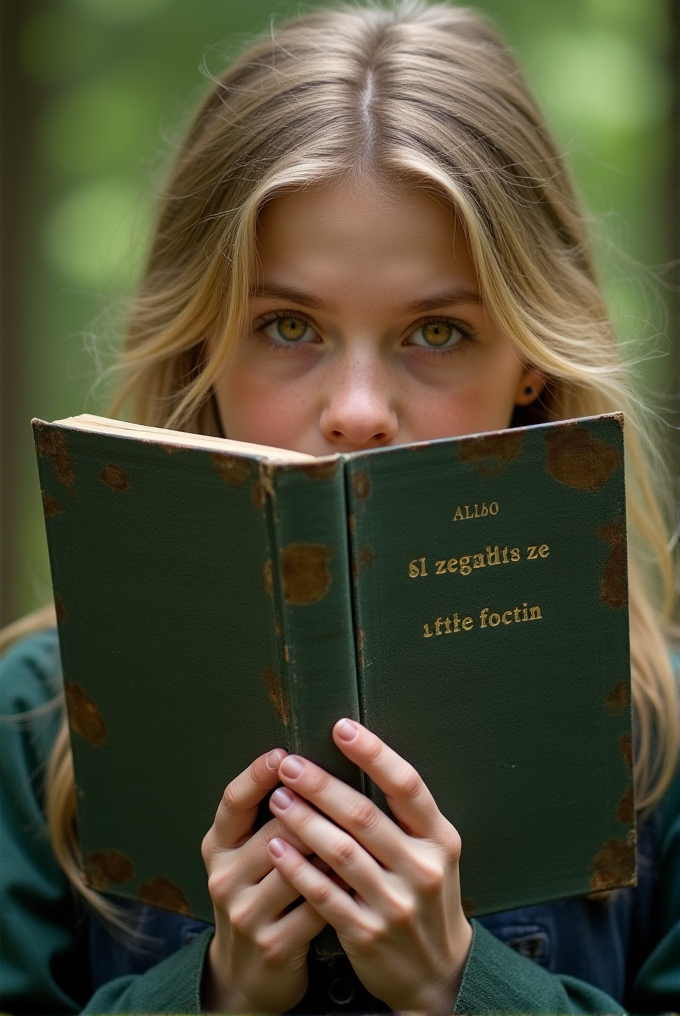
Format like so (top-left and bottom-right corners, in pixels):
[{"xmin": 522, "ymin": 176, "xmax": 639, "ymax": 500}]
[{"xmin": 254, "ymin": 178, "xmax": 479, "ymax": 296}]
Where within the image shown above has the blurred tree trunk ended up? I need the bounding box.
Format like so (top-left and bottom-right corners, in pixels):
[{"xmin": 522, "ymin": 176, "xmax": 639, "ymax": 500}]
[{"xmin": 0, "ymin": 0, "xmax": 41, "ymax": 625}]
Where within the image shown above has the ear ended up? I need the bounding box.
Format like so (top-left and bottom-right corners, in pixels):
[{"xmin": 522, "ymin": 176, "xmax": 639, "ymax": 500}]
[{"xmin": 515, "ymin": 369, "xmax": 545, "ymax": 407}]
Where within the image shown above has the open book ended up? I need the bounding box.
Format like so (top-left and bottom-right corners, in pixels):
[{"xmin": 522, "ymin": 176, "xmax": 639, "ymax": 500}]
[{"xmin": 33, "ymin": 412, "xmax": 635, "ymax": 922}]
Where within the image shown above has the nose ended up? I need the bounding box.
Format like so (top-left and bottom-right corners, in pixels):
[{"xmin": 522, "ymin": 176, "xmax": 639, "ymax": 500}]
[{"xmin": 319, "ymin": 350, "xmax": 398, "ymax": 450}]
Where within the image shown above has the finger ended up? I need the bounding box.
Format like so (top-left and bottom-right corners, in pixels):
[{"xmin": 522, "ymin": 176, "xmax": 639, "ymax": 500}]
[
  {"xmin": 204, "ymin": 749, "xmax": 287, "ymax": 856},
  {"xmin": 277, "ymin": 753, "xmax": 416, "ymax": 871},
  {"xmin": 270, "ymin": 787, "xmax": 390, "ymax": 910},
  {"xmin": 268, "ymin": 837, "xmax": 371, "ymax": 940},
  {"xmin": 333, "ymin": 720, "xmax": 442, "ymax": 838},
  {"xmin": 232, "ymin": 816, "xmax": 316, "ymax": 883}
]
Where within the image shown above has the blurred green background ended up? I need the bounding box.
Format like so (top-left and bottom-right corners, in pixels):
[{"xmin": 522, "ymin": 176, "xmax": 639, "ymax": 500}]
[{"xmin": 0, "ymin": 0, "xmax": 677, "ymax": 626}]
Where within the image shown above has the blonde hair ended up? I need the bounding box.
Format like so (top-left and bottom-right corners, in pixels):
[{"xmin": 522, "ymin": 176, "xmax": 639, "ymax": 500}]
[{"xmin": 4, "ymin": 1, "xmax": 677, "ymax": 919}]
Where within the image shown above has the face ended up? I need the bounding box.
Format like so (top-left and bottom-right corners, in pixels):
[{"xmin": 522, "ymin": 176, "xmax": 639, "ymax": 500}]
[{"xmin": 214, "ymin": 178, "xmax": 542, "ymax": 455}]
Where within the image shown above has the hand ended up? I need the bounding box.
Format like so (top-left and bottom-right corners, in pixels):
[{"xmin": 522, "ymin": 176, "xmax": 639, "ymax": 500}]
[
  {"xmin": 201, "ymin": 748, "xmax": 327, "ymax": 1013},
  {"xmin": 267, "ymin": 720, "xmax": 473, "ymax": 1013}
]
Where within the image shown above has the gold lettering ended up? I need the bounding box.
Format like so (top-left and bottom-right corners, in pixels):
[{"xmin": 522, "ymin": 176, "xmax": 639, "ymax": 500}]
[
  {"xmin": 464, "ymin": 505, "xmax": 474, "ymax": 519},
  {"xmin": 486, "ymin": 545, "xmax": 500, "ymax": 566},
  {"xmin": 522, "ymin": 602, "xmax": 529, "ymax": 621},
  {"xmin": 409, "ymin": 559, "xmax": 420, "ymax": 578},
  {"xmin": 462, "ymin": 616, "xmax": 474, "ymax": 631},
  {"xmin": 511, "ymin": 547, "xmax": 521, "ymax": 562},
  {"xmin": 480, "ymin": 607, "xmax": 489, "ymax": 627},
  {"xmin": 435, "ymin": 560, "xmax": 447, "ymax": 575},
  {"xmin": 453, "ymin": 506, "xmax": 464, "ymax": 521},
  {"xmin": 481, "ymin": 503, "xmax": 489, "ymax": 516},
  {"xmin": 529, "ymin": 605, "xmax": 543, "ymax": 620},
  {"xmin": 459, "ymin": 556, "xmax": 472, "ymax": 576},
  {"xmin": 502, "ymin": 546, "xmax": 509, "ymax": 564},
  {"xmin": 443, "ymin": 616, "xmax": 452, "ymax": 633},
  {"xmin": 435, "ymin": 617, "xmax": 444, "ymax": 635},
  {"xmin": 502, "ymin": 610, "xmax": 513, "ymax": 625},
  {"xmin": 527, "ymin": 545, "xmax": 538, "ymax": 560},
  {"xmin": 473, "ymin": 553, "xmax": 485, "ymax": 569},
  {"xmin": 489, "ymin": 501, "xmax": 499, "ymax": 515},
  {"xmin": 452, "ymin": 613, "xmax": 461, "ymax": 632},
  {"xmin": 423, "ymin": 623, "xmax": 433, "ymax": 637},
  {"xmin": 489, "ymin": 612, "xmax": 501, "ymax": 627},
  {"xmin": 514, "ymin": 606, "xmax": 522, "ymax": 622},
  {"xmin": 447, "ymin": 558, "xmax": 458, "ymax": 573},
  {"xmin": 539, "ymin": 544, "xmax": 549, "ymax": 558}
]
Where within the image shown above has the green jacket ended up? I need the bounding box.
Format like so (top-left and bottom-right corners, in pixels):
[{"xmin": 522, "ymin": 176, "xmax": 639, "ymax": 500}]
[{"xmin": 1, "ymin": 631, "xmax": 679, "ymax": 1014}]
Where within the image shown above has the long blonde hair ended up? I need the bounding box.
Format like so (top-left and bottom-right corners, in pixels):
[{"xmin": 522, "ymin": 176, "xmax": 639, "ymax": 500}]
[{"xmin": 4, "ymin": 0, "xmax": 677, "ymax": 918}]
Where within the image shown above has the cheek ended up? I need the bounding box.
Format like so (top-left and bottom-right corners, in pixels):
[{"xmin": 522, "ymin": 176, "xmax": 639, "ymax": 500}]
[
  {"xmin": 216, "ymin": 364, "xmax": 312, "ymax": 445},
  {"xmin": 410, "ymin": 372, "xmax": 520, "ymax": 440}
]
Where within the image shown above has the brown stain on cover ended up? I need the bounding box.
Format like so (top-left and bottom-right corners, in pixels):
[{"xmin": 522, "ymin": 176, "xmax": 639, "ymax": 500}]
[
  {"xmin": 458, "ymin": 431, "xmax": 524, "ymax": 476},
  {"xmin": 263, "ymin": 560, "xmax": 274, "ymax": 599},
  {"xmin": 461, "ymin": 897, "xmax": 475, "ymax": 919},
  {"xmin": 597, "ymin": 519, "xmax": 628, "ymax": 609},
  {"xmin": 251, "ymin": 481, "xmax": 267, "ymax": 513},
  {"xmin": 138, "ymin": 875, "xmax": 190, "ymax": 916},
  {"xmin": 353, "ymin": 543, "xmax": 375, "ymax": 581},
  {"xmin": 280, "ymin": 543, "xmax": 333, "ymax": 604},
  {"xmin": 605, "ymin": 681, "xmax": 629, "ymax": 716},
  {"xmin": 99, "ymin": 464, "xmax": 131, "ymax": 493},
  {"xmin": 211, "ymin": 453, "xmax": 252, "ymax": 487},
  {"xmin": 619, "ymin": 732, "xmax": 633, "ymax": 770},
  {"xmin": 356, "ymin": 627, "xmax": 365, "ymax": 669},
  {"xmin": 589, "ymin": 833, "xmax": 636, "ymax": 892},
  {"xmin": 160, "ymin": 443, "xmax": 181, "ymax": 454},
  {"xmin": 64, "ymin": 682, "xmax": 107, "ymax": 747},
  {"xmin": 54, "ymin": 594, "xmax": 67, "ymax": 624},
  {"xmin": 303, "ymin": 461, "xmax": 339, "ymax": 481},
  {"xmin": 351, "ymin": 469, "xmax": 370, "ymax": 500},
  {"xmin": 545, "ymin": 426, "xmax": 620, "ymax": 491},
  {"xmin": 262, "ymin": 667, "xmax": 291, "ymax": 725},
  {"xmin": 41, "ymin": 492, "xmax": 63, "ymax": 518},
  {"xmin": 85, "ymin": 849, "xmax": 134, "ymax": 891},
  {"xmin": 617, "ymin": 786, "xmax": 635, "ymax": 825},
  {"xmin": 35, "ymin": 426, "xmax": 75, "ymax": 489}
]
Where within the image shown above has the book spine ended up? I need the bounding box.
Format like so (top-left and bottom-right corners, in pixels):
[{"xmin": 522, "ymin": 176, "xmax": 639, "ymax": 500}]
[{"xmin": 266, "ymin": 460, "xmax": 361, "ymax": 790}]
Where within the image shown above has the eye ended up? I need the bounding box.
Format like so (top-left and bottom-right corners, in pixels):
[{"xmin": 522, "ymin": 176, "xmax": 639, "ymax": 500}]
[
  {"xmin": 261, "ymin": 314, "xmax": 317, "ymax": 344},
  {"xmin": 407, "ymin": 319, "xmax": 467, "ymax": 350}
]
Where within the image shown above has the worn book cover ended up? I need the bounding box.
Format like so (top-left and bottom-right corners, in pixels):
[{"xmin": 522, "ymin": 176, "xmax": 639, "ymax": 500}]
[{"xmin": 34, "ymin": 413, "xmax": 634, "ymax": 923}]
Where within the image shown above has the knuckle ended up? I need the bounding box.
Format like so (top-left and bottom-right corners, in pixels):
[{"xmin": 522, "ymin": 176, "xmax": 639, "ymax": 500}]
[
  {"xmin": 221, "ymin": 782, "xmax": 240, "ymax": 813},
  {"xmin": 307, "ymin": 879, "xmax": 334, "ymax": 908},
  {"xmin": 352, "ymin": 918, "xmax": 385, "ymax": 950},
  {"xmin": 254, "ymin": 930, "xmax": 288, "ymax": 965},
  {"xmin": 413, "ymin": 857, "xmax": 445, "ymax": 894},
  {"xmin": 365, "ymin": 737, "xmax": 384, "ymax": 765},
  {"xmin": 442, "ymin": 828, "xmax": 462, "ymax": 863},
  {"xmin": 397, "ymin": 765, "xmax": 422, "ymax": 799},
  {"xmin": 386, "ymin": 893, "xmax": 416, "ymax": 925},
  {"xmin": 229, "ymin": 900, "xmax": 255, "ymax": 935},
  {"xmin": 329, "ymin": 835, "xmax": 357, "ymax": 868},
  {"xmin": 207, "ymin": 869, "xmax": 233, "ymax": 907},
  {"xmin": 348, "ymin": 796, "xmax": 379, "ymax": 833},
  {"xmin": 201, "ymin": 831, "xmax": 216, "ymax": 866}
]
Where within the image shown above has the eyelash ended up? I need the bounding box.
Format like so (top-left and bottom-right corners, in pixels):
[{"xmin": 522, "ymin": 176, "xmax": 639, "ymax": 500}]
[{"xmin": 253, "ymin": 310, "xmax": 476, "ymax": 354}]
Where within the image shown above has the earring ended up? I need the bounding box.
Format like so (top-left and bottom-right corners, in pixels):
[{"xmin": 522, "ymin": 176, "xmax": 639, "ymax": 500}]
[{"xmin": 524, "ymin": 385, "xmax": 535, "ymax": 396}]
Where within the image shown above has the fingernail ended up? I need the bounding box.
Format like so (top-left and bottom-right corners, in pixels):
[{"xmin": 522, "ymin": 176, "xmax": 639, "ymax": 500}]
[
  {"xmin": 280, "ymin": 755, "xmax": 304, "ymax": 779},
  {"xmin": 269, "ymin": 837, "xmax": 287, "ymax": 859},
  {"xmin": 267, "ymin": 749, "xmax": 284, "ymax": 770},
  {"xmin": 271, "ymin": 787, "xmax": 294, "ymax": 810},
  {"xmin": 335, "ymin": 718, "xmax": 358, "ymax": 742}
]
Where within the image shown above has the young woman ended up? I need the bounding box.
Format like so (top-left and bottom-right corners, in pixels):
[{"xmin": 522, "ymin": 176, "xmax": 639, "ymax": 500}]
[{"xmin": 1, "ymin": 3, "xmax": 678, "ymax": 1013}]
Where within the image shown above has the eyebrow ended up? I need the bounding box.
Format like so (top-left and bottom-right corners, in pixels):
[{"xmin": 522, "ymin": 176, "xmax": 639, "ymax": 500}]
[{"xmin": 249, "ymin": 283, "xmax": 482, "ymax": 315}]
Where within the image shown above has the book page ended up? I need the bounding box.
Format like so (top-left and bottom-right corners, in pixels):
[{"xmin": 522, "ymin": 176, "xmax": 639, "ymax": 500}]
[{"xmin": 52, "ymin": 414, "xmax": 322, "ymax": 465}]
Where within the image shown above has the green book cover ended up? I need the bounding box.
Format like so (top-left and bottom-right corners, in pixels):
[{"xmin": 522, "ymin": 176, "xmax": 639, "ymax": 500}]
[{"xmin": 33, "ymin": 412, "xmax": 634, "ymax": 924}]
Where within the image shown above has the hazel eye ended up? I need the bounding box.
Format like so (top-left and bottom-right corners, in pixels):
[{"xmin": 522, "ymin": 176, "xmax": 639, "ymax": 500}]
[
  {"xmin": 408, "ymin": 320, "xmax": 465, "ymax": 349},
  {"xmin": 264, "ymin": 316, "xmax": 314, "ymax": 343}
]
